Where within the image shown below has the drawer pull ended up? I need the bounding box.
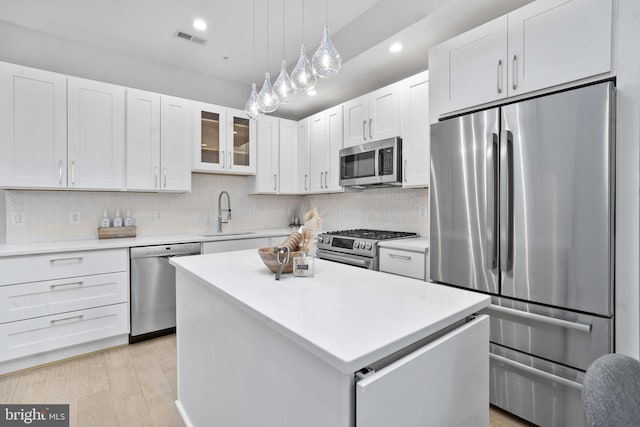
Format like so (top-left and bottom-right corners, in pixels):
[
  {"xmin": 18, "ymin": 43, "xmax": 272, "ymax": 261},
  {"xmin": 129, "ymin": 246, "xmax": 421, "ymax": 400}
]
[
  {"xmin": 50, "ymin": 314, "xmax": 84, "ymax": 324},
  {"xmin": 490, "ymin": 353, "xmax": 582, "ymax": 391},
  {"xmin": 50, "ymin": 281, "xmax": 83, "ymax": 289},
  {"xmin": 486, "ymin": 304, "xmax": 592, "ymax": 333},
  {"xmin": 388, "ymin": 253, "xmax": 412, "ymax": 261},
  {"xmin": 49, "ymin": 257, "xmax": 83, "ymax": 265}
]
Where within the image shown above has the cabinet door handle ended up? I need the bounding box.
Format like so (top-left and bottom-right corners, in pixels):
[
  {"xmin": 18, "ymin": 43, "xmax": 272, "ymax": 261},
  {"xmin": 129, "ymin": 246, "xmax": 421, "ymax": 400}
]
[
  {"xmin": 50, "ymin": 314, "xmax": 84, "ymax": 325},
  {"xmin": 71, "ymin": 161, "xmax": 76, "ymax": 185},
  {"xmin": 58, "ymin": 160, "xmax": 64, "ymax": 185},
  {"xmin": 403, "ymin": 159, "xmax": 407, "ymax": 183},
  {"xmin": 369, "ymin": 118, "xmax": 373, "ymax": 139},
  {"xmin": 163, "ymin": 167, "xmax": 167, "ymax": 188},
  {"xmin": 389, "ymin": 253, "xmax": 412, "ymax": 261},
  {"xmin": 154, "ymin": 166, "xmax": 159, "ymax": 188},
  {"xmin": 324, "ymin": 170, "xmax": 328, "ymax": 188},
  {"xmin": 273, "ymin": 174, "xmax": 277, "ymax": 191},
  {"xmin": 305, "ymin": 174, "xmax": 308, "ymax": 191},
  {"xmin": 50, "ymin": 281, "xmax": 83, "ymax": 289},
  {"xmin": 228, "ymin": 152, "xmax": 232, "ymax": 169},
  {"xmin": 497, "ymin": 59, "xmax": 503, "ymax": 94},
  {"xmin": 221, "ymin": 150, "xmax": 225, "ymax": 169},
  {"xmin": 512, "ymin": 54, "xmax": 518, "ymax": 90},
  {"xmin": 362, "ymin": 120, "xmax": 367, "ymax": 141},
  {"xmin": 50, "ymin": 256, "xmax": 83, "ymax": 265},
  {"xmin": 320, "ymin": 172, "xmax": 324, "ymax": 189}
]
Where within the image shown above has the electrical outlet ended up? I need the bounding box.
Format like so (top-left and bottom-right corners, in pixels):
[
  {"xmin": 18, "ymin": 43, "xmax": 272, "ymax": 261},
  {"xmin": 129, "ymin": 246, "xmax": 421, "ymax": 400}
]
[
  {"xmin": 155, "ymin": 211, "xmax": 163, "ymax": 220},
  {"xmin": 287, "ymin": 207, "xmax": 294, "ymax": 216},
  {"xmin": 420, "ymin": 207, "xmax": 427, "ymax": 217},
  {"xmin": 12, "ymin": 212, "xmax": 25, "ymax": 226},
  {"xmin": 242, "ymin": 208, "xmax": 255, "ymax": 218},
  {"xmin": 70, "ymin": 212, "xmax": 81, "ymax": 225}
]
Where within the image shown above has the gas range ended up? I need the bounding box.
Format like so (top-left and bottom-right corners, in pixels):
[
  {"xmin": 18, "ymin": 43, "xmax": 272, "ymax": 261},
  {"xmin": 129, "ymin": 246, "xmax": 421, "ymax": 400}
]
[{"xmin": 317, "ymin": 229, "xmax": 418, "ymax": 270}]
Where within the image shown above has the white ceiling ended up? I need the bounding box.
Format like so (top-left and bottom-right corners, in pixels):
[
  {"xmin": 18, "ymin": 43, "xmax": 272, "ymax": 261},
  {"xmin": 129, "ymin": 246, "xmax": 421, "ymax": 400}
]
[{"xmin": 0, "ymin": 0, "xmax": 532, "ymax": 119}]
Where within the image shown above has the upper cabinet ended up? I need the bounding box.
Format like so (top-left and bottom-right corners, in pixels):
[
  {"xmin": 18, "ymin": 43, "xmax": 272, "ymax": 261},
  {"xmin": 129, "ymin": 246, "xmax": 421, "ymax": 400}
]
[
  {"xmin": 126, "ymin": 89, "xmax": 191, "ymax": 192},
  {"xmin": 0, "ymin": 63, "xmax": 126, "ymax": 191},
  {"xmin": 435, "ymin": 0, "xmax": 613, "ymax": 116},
  {"xmin": 400, "ymin": 71, "xmax": 430, "ymax": 188},
  {"xmin": 310, "ymin": 105, "xmax": 343, "ymax": 193},
  {"xmin": 278, "ymin": 119, "xmax": 300, "ymax": 195},
  {"xmin": 67, "ymin": 77, "xmax": 125, "ymax": 190},
  {"xmin": 193, "ymin": 103, "xmax": 256, "ymax": 175},
  {"xmin": 255, "ymin": 115, "xmax": 280, "ymax": 194},
  {"xmin": 343, "ymin": 82, "xmax": 401, "ymax": 148},
  {"xmin": 296, "ymin": 119, "xmax": 311, "ymax": 194},
  {"xmin": 0, "ymin": 63, "xmax": 68, "ymax": 188}
]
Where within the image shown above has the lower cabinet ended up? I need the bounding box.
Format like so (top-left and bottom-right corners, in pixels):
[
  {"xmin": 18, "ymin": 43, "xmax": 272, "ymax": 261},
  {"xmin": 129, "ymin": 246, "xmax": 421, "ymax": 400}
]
[
  {"xmin": 0, "ymin": 248, "xmax": 129, "ymax": 371},
  {"xmin": 201, "ymin": 235, "xmax": 289, "ymax": 254}
]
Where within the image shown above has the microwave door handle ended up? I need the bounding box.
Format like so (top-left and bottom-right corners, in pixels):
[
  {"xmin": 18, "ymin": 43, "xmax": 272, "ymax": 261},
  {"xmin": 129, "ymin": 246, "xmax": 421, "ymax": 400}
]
[{"xmin": 375, "ymin": 148, "xmax": 381, "ymax": 178}]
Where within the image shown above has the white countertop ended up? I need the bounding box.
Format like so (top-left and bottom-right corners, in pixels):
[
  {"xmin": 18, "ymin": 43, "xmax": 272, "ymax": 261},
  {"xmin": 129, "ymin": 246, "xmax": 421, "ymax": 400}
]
[
  {"xmin": 378, "ymin": 236, "xmax": 429, "ymax": 252},
  {"xmin": 171, "ymin": 250, "xmax": 489, "ymax": 373},
  {"xmin": 0, "ymin": 228, "xmax": 292, "ymax": 257}
]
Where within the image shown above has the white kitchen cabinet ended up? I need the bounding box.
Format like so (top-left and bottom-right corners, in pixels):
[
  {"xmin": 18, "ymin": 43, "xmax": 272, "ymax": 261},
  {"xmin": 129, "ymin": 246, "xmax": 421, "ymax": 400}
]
[
  {"xmin": 437, "ymin": 16, "xmax": 508, "ymax": 115},
  {"xmin": 435, "ymin": 0, "xmax": 613, "ymax": 116},
  {"xmin": 400, "ymin": 71, "xmax": 430, "ymax": 188},
  {"xmin": 193, "ymin": 103, "xmax": 256, "ymax": 175},
  {"xmin": 379, "ymin": 248, "xmax": 426, "ymax": 281},
  {"xmin": 278, "ymin": 118, "xmax": 299, "ymax": 195},
  {"xmin": 126, "ymin": 90, "xmax": 191, "ymax": 192},
  {"xmin": 255, "ymin": 115, "xmax": 280, "ymax": 194},
  {"xmin": 67, "ymin": 77, "xmax": 125, "ymax": 190},
  {"xmin": 0, "ymin": 62, "xmax": 68, "ymax": 188},
  {"xmin": 0, "ymin": 248, "xmax": 129, "ymax": 371},
  {"xmin": 507, "ymin": 0, "xmax": 612, "ymax": 96},
  {"xmin": 343, "ymin": 82, "xmax": 401, "ymax": 148},
  {"xmin": 309, "ymin": 105, "xmax": 344, "ymax": 193},
  {"xmin": 296, "ymin": 118, "xmax": 311, "ymax": 194},
  {"xmin": 202, "ymin": 237, "xmax": 271, "ymax": 254}
]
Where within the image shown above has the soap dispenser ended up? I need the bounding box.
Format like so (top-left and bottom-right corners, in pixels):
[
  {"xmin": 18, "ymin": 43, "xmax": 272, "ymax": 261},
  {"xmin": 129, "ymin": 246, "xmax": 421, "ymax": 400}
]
[
  {"xmin": 100, "ymin": 210, "xmax": 111, "ymax": 228},
  {"xmin": 112, "ymin": 209, "xmax": 123, "ymax": 227},
  {"xmin": 124, "ymin": 209, "xmax": 134, "ymax": 227}
]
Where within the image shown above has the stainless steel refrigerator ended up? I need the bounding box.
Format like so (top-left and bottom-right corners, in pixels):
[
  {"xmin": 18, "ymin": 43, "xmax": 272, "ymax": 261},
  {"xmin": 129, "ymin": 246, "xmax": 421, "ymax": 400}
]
[{"xmin": 430, "ymin": 81, "xmax": 615, "ymax": 427}]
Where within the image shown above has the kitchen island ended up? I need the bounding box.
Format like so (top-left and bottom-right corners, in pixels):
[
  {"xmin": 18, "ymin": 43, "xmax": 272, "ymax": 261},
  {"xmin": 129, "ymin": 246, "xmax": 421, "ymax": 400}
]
[{"xmin": 171, "ymin": 250, "xmax": 491, "ymax": 427}]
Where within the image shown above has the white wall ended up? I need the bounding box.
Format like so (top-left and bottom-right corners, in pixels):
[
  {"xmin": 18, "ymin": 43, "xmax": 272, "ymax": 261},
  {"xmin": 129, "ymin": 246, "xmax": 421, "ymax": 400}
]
[
  {"xmin": 0, "ymin": 21, "xmax": 249, "ymax": 109},
  {"xmin": 614, "ymin": 0, "xmax": 640, "ymax": 358}
]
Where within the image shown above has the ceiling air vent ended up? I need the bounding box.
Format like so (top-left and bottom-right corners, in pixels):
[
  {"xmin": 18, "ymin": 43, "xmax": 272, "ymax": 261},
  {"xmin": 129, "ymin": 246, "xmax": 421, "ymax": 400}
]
[{"xmin": 175, "ymin": 31, "xmax": 207, "ymax": 45}]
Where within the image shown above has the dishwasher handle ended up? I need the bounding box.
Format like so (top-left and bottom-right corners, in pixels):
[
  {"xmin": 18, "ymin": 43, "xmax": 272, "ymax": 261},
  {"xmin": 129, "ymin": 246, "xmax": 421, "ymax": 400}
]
[{"xmin": 130, "ymin": 243, "xmax": 201, "ymax": 259}]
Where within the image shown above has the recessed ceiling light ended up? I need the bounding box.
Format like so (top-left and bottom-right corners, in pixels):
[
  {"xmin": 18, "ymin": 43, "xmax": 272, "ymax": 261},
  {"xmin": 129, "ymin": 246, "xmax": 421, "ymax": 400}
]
[
  {"xmin": 193, "ymin": 19, "xmax": 207, "ymax": 31},
  {"xmin": 307, "ymin": 89, "xmax": 317, "ymax": 96},
  {"xmin": 389, "ymin": 43, "xmax": 403, "ymax": 53}
]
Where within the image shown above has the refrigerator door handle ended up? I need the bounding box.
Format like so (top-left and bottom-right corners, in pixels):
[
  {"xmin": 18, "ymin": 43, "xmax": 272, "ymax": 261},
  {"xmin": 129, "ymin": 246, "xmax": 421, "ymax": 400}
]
[
  {"xmin": 486, "ymin": 304, "xmax": 592, "ymax": 333},
  {"xmin": 499, "ymin": 130, "xmax": 513, "ymax": 272},
  {"xmin": 485, "ymin": 134, "xmax": 498, "ymax": 269},
  {"xmin": 490, "ymin": 353, "xmax": 583, "ymax": 391}
]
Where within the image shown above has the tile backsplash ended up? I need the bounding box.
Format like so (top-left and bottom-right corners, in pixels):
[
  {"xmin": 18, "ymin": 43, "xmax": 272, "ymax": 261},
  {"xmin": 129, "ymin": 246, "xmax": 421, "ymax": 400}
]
[{"xmin": 2, "ymin": 174, "xmax": 428, "ymax": 244}]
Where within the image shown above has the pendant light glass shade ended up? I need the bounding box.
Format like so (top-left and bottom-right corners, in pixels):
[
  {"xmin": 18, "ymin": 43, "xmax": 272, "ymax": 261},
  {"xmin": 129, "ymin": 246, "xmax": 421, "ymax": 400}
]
[
  {"xmin": 312, "ymin": 25, "xmax": 341, "ymax": 78},
  {"xmin": 244, "ymin": 83, "xmax": 261, "ymax": 119},
  {"xmin": 273, "ymin": 59, "xmax": 296, "ymax": 104},
  {"xmin": 257, "ymin": 72, "xmax": 280, "ymax": 113},
  {"xmin": 291, "ymin": 45, "xmax": 317, "ymax": 92}
]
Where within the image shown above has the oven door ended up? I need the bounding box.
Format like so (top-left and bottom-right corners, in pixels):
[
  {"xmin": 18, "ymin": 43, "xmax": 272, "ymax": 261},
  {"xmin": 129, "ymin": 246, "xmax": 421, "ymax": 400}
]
[{"xmin": 317, "ymin": 249, "xmax": 376, "ymax": 270}]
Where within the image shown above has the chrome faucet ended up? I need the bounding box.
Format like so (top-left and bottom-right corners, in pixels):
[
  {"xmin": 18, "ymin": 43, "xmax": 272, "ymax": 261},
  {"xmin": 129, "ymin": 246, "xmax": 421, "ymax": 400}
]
[{"xmin": 217, "ymin": 191, "xmax": 231, "ymax": 233}]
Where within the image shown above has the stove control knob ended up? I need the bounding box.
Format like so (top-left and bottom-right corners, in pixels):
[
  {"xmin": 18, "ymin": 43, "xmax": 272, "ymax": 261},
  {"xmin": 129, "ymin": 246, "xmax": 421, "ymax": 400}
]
[
  {"xmin": 324, "ymin": 237, "xmax": 331, "ymax": 244},
  {"xmin": 365, "ymin": 242, "xmax": 373, "ymax": 250},
  {"xmin": 359, "ymin": 241, "xmax": 366, "ymax": 249}
]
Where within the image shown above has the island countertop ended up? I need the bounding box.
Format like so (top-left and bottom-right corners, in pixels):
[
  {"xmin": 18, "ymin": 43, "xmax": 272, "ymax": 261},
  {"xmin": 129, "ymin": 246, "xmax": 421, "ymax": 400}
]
[{"xmin": 171, "ymin": 250, "xmax": 490, "ymax": 373}]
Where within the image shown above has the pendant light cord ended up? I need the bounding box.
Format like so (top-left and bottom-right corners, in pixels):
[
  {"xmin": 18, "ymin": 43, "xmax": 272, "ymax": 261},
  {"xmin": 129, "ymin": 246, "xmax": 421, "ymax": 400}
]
[
  {"xmin": 282, "ymin": 0, "xmax": 285, "ymax": 59},
  {"xmin": 325, "ymin": 0, "xmax": 328, "ymax": 25},
  {"xmin": 266, "ymin": 0, "xmax": 269, "ymax": 70},
  {"xmin": 252, "ymin": 0, "xmax": 256, "ymax": 83},
  {"xmin": 302, "ymin": 0, "xmax": 304, "ymax": 44}
]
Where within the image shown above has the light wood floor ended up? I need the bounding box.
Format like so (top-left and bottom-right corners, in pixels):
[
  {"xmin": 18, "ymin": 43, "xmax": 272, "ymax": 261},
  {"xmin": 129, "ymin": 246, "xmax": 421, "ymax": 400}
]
[{"xmin": 0, "ymin": 334, "xmax": 529, "ymax": 427}]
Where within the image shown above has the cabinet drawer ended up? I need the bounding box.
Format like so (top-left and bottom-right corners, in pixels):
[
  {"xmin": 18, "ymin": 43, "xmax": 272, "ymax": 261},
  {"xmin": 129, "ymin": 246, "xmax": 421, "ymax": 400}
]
[
  {"xmin": 0, "ymin": 272, "xmax": 128, "ymax": 324},
  {"xmin": 202, "ymin": 237, "xmax": 270, "ymax": 254},
  {"xmin": 0, "ymin": 303, "xmax": 128, "ymax": 362},
  {"xmin": 379, "ymin": 248, "xmax": 425, "ymax": 280},
  {"xmin": 0, "ymin": 249, "xmax": 128, "ymax": 285}
]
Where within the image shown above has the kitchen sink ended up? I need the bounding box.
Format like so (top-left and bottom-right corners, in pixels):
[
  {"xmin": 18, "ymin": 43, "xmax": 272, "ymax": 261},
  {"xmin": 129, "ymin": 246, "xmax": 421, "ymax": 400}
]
[{"xmin": 200, "ymin": 231, "xmax": 257, "ymax": 237}]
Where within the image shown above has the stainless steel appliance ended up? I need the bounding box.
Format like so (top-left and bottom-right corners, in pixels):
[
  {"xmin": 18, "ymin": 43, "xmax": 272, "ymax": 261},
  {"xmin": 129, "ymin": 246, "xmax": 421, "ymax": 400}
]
[
  {"xmin": 130, "ymin": 242, "xmax": 201, "ymax": 342},
  {"xmin": 317, "ymin": 229, "xmax": 417, "ymax": 270},
  {"xmin": 430, "ymin": 81, "xmax": 615, "ymax": 427},
  {"xmin": 339, "ymin": 137, "xmax": 402, "ymax": 188}
]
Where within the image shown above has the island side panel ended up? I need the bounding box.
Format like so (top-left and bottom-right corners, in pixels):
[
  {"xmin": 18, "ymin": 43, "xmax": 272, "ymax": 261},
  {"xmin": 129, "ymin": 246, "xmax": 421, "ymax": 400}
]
[{"xmin": 175, "ymin": 269, "xmax": 353, "ymax": 427}]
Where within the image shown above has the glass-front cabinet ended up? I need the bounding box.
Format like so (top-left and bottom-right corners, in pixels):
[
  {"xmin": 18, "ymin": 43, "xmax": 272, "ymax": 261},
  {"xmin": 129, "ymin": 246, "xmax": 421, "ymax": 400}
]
[{"xmin": 193, "ymin": 102, "xmax": 255, "ymax": 174}]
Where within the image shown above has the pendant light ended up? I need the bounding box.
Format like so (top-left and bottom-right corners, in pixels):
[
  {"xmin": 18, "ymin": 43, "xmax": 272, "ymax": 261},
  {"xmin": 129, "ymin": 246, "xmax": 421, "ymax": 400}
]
[
  {"xmin": 273, "ymin": 0, "xmax": 296, "ymax": 103},
  {"xmin": 244, "ymin": 0, "xmax": 262, "ymax": 119},
  {"xmin": 290, "ymin": 0, "xmax": 317, "ymax": 92},
  {"xmin": 257, "ymin": 0, "xmax": 280, "ymax": 113},
  {"xmin": 312, "ymin": 0, "xmax": 341, "ymax": 78}
]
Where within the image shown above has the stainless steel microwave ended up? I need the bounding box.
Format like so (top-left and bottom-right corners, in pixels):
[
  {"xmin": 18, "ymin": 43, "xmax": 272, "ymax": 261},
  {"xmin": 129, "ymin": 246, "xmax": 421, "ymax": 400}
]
[{"xmin": 339, "ymin": 137, "xmax": 402, "ymax": 188}]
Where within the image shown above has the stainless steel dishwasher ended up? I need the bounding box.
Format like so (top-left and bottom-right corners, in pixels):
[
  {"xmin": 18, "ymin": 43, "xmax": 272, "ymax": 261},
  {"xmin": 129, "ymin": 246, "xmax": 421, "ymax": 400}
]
[{"xmin": 130, "ymin": 242, "xmax": 201, "ymax": 342}]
